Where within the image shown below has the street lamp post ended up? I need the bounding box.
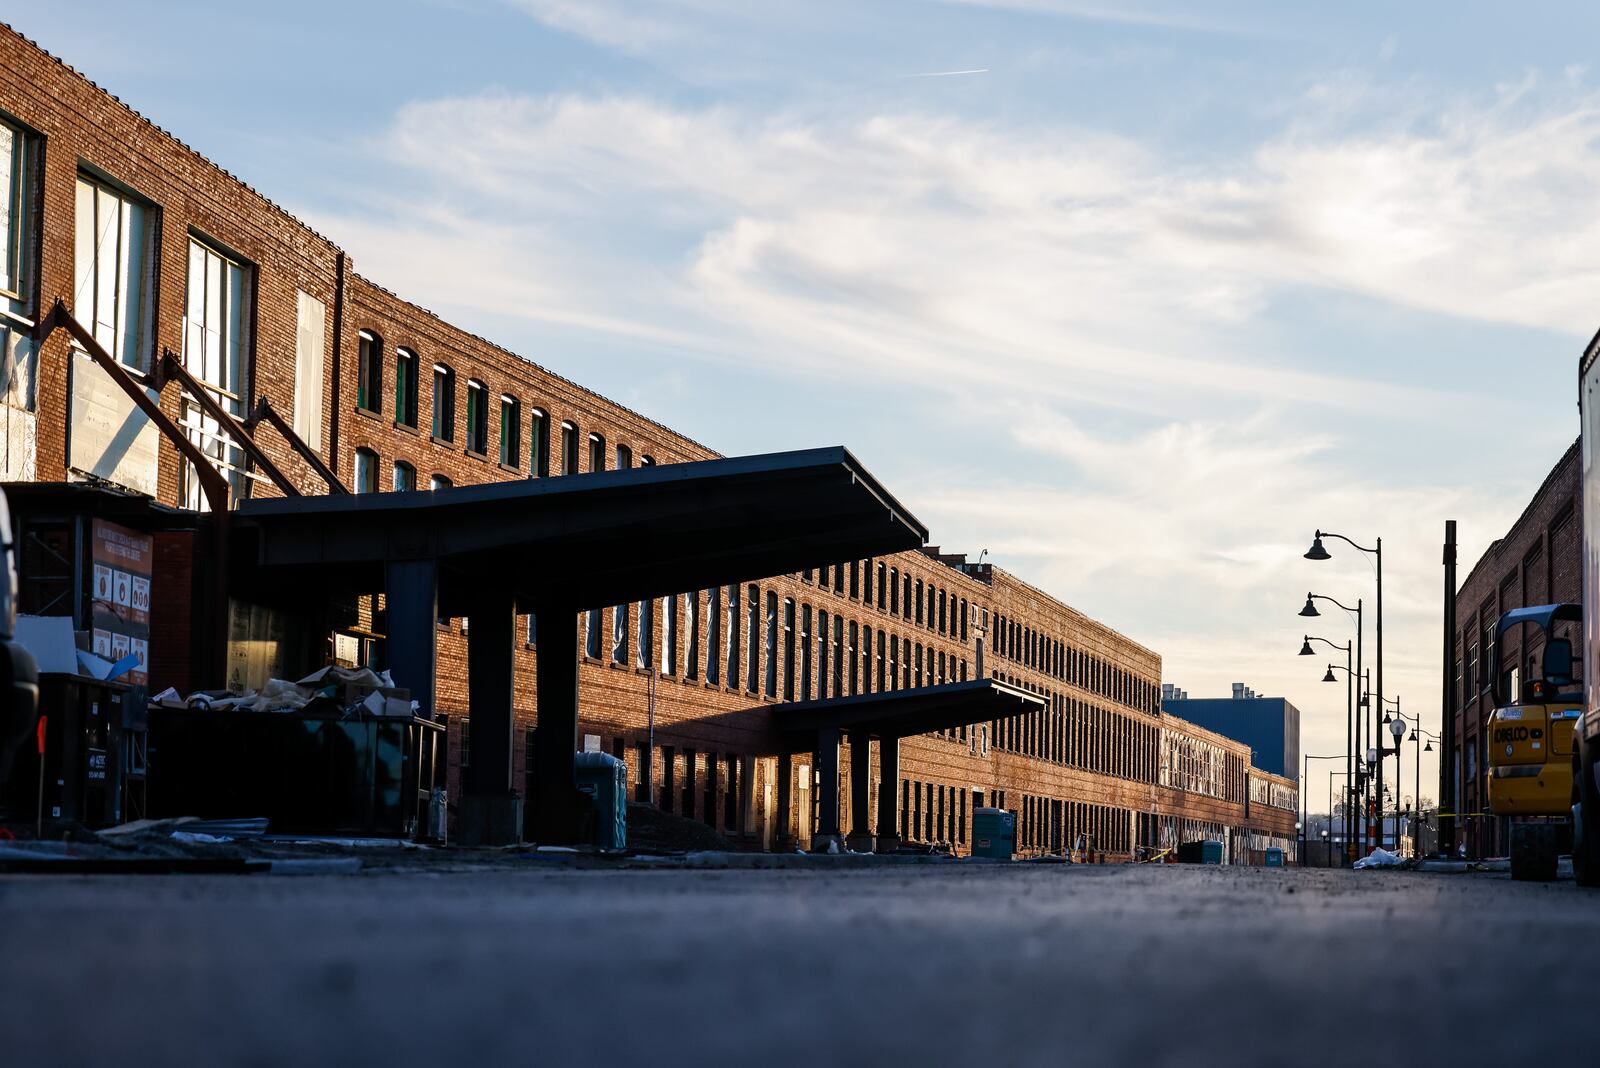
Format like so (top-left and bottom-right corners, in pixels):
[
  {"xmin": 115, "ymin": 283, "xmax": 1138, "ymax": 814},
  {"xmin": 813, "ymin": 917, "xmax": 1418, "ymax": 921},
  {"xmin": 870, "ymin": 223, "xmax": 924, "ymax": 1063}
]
[
  {"xmin": 1323, "ymin": 660, "xmax": 1364, "ymax": 858},
  {"xmin": 1302, "ymin": 752, "xmax": 1346, "ymax": 866},
  {"xmin": 1388, "ymin": 712, "xmax": 1407, "ymax": 854},
  {"xmin": 1306, "ymin": 530, "xmax": 1383, "ymax": 857},
  {"xmin": 1301, "ymin": 593, "xmax": 1363, "ymax": 859}
]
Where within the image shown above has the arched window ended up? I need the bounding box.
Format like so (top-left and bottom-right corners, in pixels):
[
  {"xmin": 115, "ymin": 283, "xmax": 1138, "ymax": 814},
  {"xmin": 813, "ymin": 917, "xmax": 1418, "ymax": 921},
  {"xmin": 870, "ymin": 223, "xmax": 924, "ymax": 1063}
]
[
  {"xmin": 392, "ymin": 460, "xmax": 415, "ymax": 492},
  {"xmin": 430, "ymin": 473, "xmax": 451, "ymax": 491},
  {"xmin": 640, "ymin": 454, "xmax": 655, "ymax": 467},
  {"xmin": 394, "ymin": 347, "xmax": 419, "ymax": 428},
  {"xmin": 464, "ymin": 380, "xmax": 488, "ymax": 454},
  {"xmin": 588, "ymin": 432, "xmax": 606, "ymax": 473},
  {"xmin": 615, "ymin": 443, "xmax": 633, "ymax": 470},
  {"xmin": 529, "ymin": 409, "xmax": 549, "ymax": 477},
  {"xmin": 499, "ymin": 394, "xmax": 521, "ymax": 468},
  {"xmin": 357, "ymin": 331, "xmax": 382, "ymax": 413},
  {"xmin": 353, "ymin": 447, "xmax": 377, "ymax": 493},
  {"xmin": 561, "ymin": 421, "xmax": 579, "ymax": 475},
  {"xmin": 431, "ymin": 363, "xmax": 455, "ymax": 442}
]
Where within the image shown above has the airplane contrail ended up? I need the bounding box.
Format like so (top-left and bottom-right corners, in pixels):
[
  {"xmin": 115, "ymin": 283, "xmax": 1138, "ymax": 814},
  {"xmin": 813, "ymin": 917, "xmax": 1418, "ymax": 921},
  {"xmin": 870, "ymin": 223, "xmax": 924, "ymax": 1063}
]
[{"xmin": 912, "ymin": 68, "xmax": 990, "ymax": 77}]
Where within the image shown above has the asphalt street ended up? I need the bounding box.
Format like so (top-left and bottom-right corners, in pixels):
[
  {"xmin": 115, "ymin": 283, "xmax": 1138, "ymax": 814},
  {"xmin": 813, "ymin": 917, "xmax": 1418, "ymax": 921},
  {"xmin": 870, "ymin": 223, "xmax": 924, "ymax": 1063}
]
[{"xmin": 2, "ymin": 863, "xmax": 1594, "ymax": 1067}]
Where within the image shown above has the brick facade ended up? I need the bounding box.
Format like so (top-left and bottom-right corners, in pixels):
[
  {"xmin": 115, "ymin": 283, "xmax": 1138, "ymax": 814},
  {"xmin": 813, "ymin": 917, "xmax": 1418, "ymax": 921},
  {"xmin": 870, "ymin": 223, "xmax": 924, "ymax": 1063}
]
[
  {"xmin": 1451, "ymin": 438, "xmax": 1581, "ymax": 858},
  {"xmin": 1, "ymin": 23, "xmax": 1294, "ymax": 858}
]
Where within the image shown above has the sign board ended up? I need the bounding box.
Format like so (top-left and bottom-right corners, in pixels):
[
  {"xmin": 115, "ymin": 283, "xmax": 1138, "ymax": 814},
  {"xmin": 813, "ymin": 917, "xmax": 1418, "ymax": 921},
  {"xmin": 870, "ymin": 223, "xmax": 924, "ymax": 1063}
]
[
  {"xmin": 68, "ymin": 349, "xmax": 160, "ymax": 497},
  {"xmin": 91, "ymin": 518, "xmax": 152, "ymax": 694}
]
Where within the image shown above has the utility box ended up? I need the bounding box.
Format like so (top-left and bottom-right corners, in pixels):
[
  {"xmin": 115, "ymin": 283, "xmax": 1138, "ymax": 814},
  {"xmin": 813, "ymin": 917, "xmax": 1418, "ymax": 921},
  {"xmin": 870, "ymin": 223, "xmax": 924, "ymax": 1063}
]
[
  {"xmin": 1177, "ymin": 839, "xmax": 1224, "ymax": 865},
  {"xmin": 574, "ymin": 751, "xmax": 627, "ymax": 851},
  {"xmin": 971, "ymin": 806, "xmax": 1014, "ymax": 860},
  {"xmin": 1264, "ymin": 847, "xmax": 1285, "ymax": 868}
]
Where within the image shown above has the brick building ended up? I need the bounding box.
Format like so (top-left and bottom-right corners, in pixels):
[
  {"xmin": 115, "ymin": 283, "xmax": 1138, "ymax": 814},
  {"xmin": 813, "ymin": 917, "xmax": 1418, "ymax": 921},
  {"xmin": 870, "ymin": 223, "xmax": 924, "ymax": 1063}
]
[
  {"xmin": 1451, "ymin": 438, "xmax": 1581, "ymax": 859},
  {"xmin": 0, "ymin": 23, "xmax": 1295, "ymax": 858}
]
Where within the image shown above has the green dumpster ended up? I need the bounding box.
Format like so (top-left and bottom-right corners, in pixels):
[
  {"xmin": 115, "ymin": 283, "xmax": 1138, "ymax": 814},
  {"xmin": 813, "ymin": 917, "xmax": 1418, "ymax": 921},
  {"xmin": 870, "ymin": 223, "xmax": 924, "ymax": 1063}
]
[
  {"xmin": 574, "ymin": 751, "xmax": 627, "ymax": 850},
  {"xmin": 971, "ymin": 807, "xmax": 1015, "ymax": 860},
  {"xmin": 1264, "ymin": 847, "xmax": 1285, "ymax": 867}
]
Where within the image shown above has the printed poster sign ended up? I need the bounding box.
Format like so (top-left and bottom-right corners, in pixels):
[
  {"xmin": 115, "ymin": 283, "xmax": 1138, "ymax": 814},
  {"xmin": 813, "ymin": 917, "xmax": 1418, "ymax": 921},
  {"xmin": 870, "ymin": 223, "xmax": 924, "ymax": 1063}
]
[{"xmin": 90, "ymin": 519, "xmax": 152, "ymax": 691}]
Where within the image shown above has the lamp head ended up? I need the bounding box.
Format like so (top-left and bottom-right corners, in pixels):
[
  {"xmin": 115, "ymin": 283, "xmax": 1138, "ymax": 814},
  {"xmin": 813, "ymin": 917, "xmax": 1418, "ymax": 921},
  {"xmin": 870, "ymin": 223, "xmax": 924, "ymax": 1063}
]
[
  {"xmin": 1389, "ymin": 717, "xmax": 1407, "ymax": 740},
  {"xmin": 1366, "ymin": 747, "xmax": 1378, "ymax": 765},
  {"xmin": 1299, "ymin": 594, "xmax": 1320, "ymax": 618},
  {"xmin": 1424, "ymin": 740, "xmax": 1433, "ymax": 753},
  {"xmin": 1305, "ymin": 535, "xmax": 1332, "ymax": 561},
  {"xmin": 1322, "ymin": 666, "xmax": 1337, "ymax": 683},
  {"xmin": 1300, "ymin": 638, "xmax": 1315, "ymax": 656}
]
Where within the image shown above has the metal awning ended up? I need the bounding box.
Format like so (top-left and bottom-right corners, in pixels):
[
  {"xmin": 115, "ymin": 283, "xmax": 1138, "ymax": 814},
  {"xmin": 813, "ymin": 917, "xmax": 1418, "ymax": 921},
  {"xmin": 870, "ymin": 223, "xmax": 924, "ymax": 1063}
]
[
  {"xmin": 234, "ymin": 446, "xmax": 925, "ymax": 611},
  {"xmin": 773, "ymin": 679, "xmax": 1045, "ymax": 742}
]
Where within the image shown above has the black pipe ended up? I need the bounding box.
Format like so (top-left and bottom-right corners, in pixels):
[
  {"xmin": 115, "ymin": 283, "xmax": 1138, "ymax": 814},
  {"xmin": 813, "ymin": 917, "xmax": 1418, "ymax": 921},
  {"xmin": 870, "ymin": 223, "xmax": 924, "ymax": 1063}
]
[{"xmin": 1440, "ymin": 520, "xmax": 1456, "ymax": 855}]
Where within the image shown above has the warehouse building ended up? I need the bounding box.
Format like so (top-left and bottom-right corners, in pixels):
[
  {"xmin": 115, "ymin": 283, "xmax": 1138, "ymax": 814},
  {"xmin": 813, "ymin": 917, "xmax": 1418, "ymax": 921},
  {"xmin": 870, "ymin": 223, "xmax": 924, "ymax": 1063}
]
[{"xmin": 0, "ymin": 23, "xmax": 1293, "ymax": 858}]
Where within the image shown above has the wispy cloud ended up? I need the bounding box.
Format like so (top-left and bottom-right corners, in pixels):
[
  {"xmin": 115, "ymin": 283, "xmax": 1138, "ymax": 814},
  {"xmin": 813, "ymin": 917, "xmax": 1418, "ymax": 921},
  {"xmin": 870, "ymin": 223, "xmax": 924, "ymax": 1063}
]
[{"xmin": 324, "ymin": 76, "xmax": 1597, "ymax": 777}]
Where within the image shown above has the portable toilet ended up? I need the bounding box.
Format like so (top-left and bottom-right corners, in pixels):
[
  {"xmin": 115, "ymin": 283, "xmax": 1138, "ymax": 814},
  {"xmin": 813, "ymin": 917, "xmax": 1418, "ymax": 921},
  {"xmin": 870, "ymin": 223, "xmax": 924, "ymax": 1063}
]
[
  {"xmin": 573, "ymin": 751, "xmax": 627, "ymax": 850},
  {"xmin": 971, "ymin": 807, "xmax": 1015, "ymax": 860}
]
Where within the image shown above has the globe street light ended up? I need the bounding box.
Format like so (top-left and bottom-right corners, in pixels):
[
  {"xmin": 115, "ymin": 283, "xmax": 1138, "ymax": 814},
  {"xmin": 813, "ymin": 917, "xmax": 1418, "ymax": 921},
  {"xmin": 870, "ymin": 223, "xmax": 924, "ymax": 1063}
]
[{"xmin": 1305, "ymin": 529, "xmax": 1384, "ymax": 858}]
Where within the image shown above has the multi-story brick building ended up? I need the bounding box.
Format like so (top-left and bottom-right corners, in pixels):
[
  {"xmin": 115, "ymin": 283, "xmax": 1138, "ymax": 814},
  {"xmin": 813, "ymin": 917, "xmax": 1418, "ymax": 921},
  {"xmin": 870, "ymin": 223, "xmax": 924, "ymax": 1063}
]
[
  {"xmin": 0, "ymin": 23, "xmax": 1294, "ymax": 857},
  {"xmin": 1451, "ymin": 438, "xmax": 1581, "ymax": 859}
]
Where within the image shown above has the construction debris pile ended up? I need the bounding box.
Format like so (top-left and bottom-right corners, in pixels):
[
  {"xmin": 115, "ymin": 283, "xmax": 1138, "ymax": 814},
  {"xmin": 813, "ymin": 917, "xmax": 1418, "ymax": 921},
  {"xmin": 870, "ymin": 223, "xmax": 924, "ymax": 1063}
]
[{"xmin": 150, "ymin": 665, "xmax": 415, "ymax": 718}]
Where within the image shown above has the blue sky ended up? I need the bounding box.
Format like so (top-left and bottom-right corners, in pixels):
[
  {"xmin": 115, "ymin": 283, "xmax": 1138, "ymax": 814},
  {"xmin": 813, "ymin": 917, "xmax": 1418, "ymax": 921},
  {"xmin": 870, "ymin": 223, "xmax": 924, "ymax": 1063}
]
[{"xmin": 17, "ymin": 1, "xmax": 1600, "ymax": 804}]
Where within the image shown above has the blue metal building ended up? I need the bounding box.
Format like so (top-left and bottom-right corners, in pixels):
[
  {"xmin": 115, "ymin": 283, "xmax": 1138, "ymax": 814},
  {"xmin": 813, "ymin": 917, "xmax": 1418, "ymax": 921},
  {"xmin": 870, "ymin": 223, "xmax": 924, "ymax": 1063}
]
[{"xmin": 1161, "ymin": 683, "xmax": 1301, "ymax": 780}]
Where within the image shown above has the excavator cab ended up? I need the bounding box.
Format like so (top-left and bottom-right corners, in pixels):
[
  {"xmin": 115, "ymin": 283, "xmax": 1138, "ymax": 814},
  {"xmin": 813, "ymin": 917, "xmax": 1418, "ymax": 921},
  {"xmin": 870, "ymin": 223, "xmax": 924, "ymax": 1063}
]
[{"xmin": 1487, "ymin": 603, "xmax": 1581, "ymax": 881}]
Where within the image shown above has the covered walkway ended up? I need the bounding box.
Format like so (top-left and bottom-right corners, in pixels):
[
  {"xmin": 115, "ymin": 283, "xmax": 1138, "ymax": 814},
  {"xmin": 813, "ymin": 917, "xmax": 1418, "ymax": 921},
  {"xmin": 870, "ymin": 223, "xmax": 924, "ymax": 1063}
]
[{"xmin": 236, "ymin": 447, "xmax": 926, "ymax": 844}]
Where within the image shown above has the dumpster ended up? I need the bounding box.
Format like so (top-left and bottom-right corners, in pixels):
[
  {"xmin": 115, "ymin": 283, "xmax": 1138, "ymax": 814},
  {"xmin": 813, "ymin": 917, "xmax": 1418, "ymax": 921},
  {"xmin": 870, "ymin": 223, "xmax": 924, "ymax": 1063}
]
[
  {"xmin": 971, "ymin": 806, "xmax": 1014, "ymax": 860},
  {"xmin": 1264, "ymin": 846, "xmax": 1285, "ymax": 867},
  {"xmin": 574, "ymin": 750, "xmax": 627, "ymax": 851}
]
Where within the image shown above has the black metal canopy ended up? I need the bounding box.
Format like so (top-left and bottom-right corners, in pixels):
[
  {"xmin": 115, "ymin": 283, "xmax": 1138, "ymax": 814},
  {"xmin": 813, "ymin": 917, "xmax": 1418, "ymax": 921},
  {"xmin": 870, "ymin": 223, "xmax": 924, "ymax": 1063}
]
[
  {"xmin": 773, "ymin": 678, "xmax": 1045, "ymax": 742},
  {"xmin": 235, "ymin": 446, "xmax": 926, "ymax": 611}
]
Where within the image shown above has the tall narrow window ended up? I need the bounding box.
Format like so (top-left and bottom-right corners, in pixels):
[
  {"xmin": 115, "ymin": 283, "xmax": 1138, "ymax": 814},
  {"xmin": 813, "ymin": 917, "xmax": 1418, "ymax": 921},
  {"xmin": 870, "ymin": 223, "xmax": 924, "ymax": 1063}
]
[
  {"xmin": 181, "ymin": 235, "xmax": 252, "ymax": 507},
  {"xmin": 585, "ymin": 609, "xmax": 603, "ymax": 659},
  {"xmin": 613, "ymin": 603, "xmax": 629, "ymax": 664},
  {"xmin": 747, "ymin": 584, "xmax": 761, "ymax": 693},
  {"xmin": 862, "ymin": 560, "xmax": 874, "ymax": 605},
  {"xmin": 875, "ymin": 629, "xmax": 885, "ymax": 692},
  {"xmin": 832, "ymin": 615, "xmax": 845, "ymax": 696},
  {"xmin": 686, "ymin": 590, "xmax": 700, "ymax": 680},
  {"xmin": 637, "ymin": 597, "xmax": 653, "ymax": 670},
  {"xmin": 889, "ymin": 635, "xmax": 899, "ymax": 692},
  {"xmin": 705, "ymin": 588, "xmax": 721, "ymax": 684},
  {"xmin": 877, "ymin": 563, "xmax": 887, "ymax": 611},
  {"xmin": 889, "ymin": 568, "xmax": 899, "ymax": 615},
  {"xmin": 357, "ymin": 331, "xmax": 381, "ymax": 413},
  {"xmin": 529, "ymin": 409, "xmax": 550, "ymax": 477},
  {"xmin": 561, "ymin": 421, "xmax": 579, "ymax": 475},
  {"xmin": 764, "ymin": 591, "xmax": 778, "ymax": 698},
  {"xmin": 392, "ymin": 460, "xmax": 415, "ymax": 492},
  {"xmin": 353, "ymin": 448, "xmax": 377, "ymax": 493},
  {"xmin": 499, "ymin": 395, "xmax": 521, "ymax": 468},
  {"xmin": 464, "ymin": 380, "xmax": 488, "ymax": 453},
  {"xmin": 394, "ymin": 347, "xmax": 418, "ymax": 428},
  {"xmin": 431, "ymin": 363, "xmax": 455, "ymax": 442},
  {"xmin": 616, "ymin": 443, "xmax": 633, "ymax": 470},
  {"xmin": 588, "ymin": 432, "xmax": 606, "ymax": 473},
  {"xmin": 663, "ymin": 595, "xmax": 678, "ymax": 676},
  {"xmin": 1, "ymin": 119, "xmax": 36, "ymax": 312},
  {"xmin": 74, "ymin": 171, "xmax": 151, "ymax": 369},
  {"xmin": 848, "ymin": 621, "xmax": 859, "ymax": 695},
  {"xmin": 782, "ymin": 598, "xmax": 795, "ymax": 701},
  {"xmin": 849, "ymin": 562, "xmax": 860, "ymax": 600},
  {"xmin": 914, "ymin": 580, "xmax": 924, "ymax": 624},
  {"xmin": 726, "ymin": 584, "xmax": 741, "ymax": 688},
  {"xmin": 800, "ymin": 605, "xmax": 813, "ymax": 700},
  {"xmin": 817, "ymin": 610, "xmax": 830, "ymax": 699}
]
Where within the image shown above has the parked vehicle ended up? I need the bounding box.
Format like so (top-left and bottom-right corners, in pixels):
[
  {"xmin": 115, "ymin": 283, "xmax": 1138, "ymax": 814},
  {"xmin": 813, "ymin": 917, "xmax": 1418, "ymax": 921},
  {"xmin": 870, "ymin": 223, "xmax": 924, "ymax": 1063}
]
[
  {"xmin": 1486, "ymin": 603, "xmax": 1580, "ymax": 880},
  {"xmin": 1575, "ymin": 352, "xmax": 1600, "ymax": 887}
]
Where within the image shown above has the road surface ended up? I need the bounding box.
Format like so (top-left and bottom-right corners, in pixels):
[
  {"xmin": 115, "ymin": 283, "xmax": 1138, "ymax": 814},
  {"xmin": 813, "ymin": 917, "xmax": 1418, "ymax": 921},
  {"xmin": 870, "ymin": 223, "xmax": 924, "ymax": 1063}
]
[{"xmin": 2, "ymin": 862, "xmax": 1593, "ymax": 1066}]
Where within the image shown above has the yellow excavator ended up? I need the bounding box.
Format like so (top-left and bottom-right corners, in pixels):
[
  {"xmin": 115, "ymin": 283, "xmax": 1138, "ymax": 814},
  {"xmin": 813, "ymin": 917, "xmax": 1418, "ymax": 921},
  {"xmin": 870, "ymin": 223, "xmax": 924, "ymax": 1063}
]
[{"xmin": 1486, "ymin": 603, "xmax": 1582, "ymax": 881}]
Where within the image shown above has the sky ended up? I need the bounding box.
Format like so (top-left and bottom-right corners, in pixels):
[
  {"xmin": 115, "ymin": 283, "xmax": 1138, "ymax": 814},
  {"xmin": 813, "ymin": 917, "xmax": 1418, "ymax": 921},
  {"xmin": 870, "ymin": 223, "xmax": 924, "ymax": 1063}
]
[{"xmin": 14, "ymin": 0, "xmax": 1600, "ymax": 810}]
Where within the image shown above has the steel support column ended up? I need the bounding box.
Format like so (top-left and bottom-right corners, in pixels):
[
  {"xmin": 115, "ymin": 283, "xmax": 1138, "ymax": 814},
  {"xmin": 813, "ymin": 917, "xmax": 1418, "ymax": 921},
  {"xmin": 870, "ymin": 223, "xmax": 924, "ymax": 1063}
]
[
  {"xmin": 846, "ymin": 730, "xmax": 874, "ymax": 853},
  {"xmin": 814, "ymin": 726, "xmax": 843, "ymax": 852},
  {"xmin": 774, "ymin": 751, "xmax": 794, "ymax": 852},
  {"xmin": 528, "ymin": 604, "xmax": 591, "ymax": 845},
  {"xmin": 875, "ymin": 735, "xmax": 900, "ymax": 853},
  {"xmin": 383, "ymin": 558, "xmax": 437, "ymax": 720},
  {"xmin": 460, "ymin": 585, "xmax": 520, "ymax": 846}
]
